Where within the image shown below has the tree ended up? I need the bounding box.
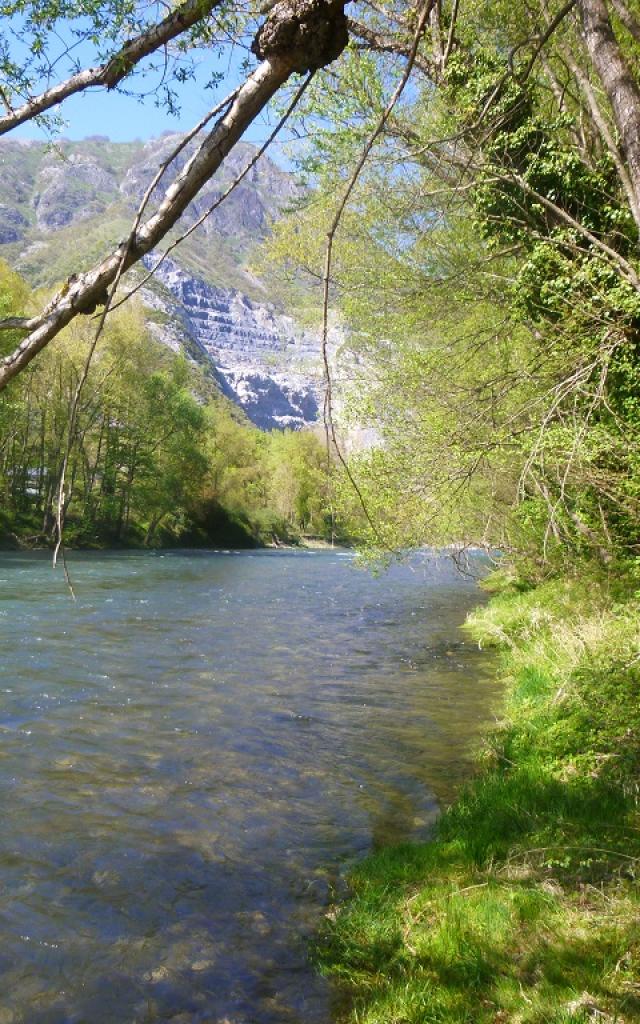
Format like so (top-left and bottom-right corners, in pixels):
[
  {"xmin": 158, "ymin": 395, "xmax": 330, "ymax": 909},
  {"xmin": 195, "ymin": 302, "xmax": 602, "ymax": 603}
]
[
  {"xmin": 0, "ymin": 259, "xmax": 336, "ymax": 547},
  {"xmin": 2, "ymin": 0, "xmax": 640, "ymax": 567},
  {"xmin": 0, "ymin": 0, "xmax": 352, "ymax": 386},
  {"xmin": 263, "ymin": 0, "xmax": 640, "ymax": 567}
]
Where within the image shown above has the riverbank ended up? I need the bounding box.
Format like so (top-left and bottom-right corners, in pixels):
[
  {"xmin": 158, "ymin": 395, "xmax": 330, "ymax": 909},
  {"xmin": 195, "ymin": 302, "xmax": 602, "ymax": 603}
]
[
  {"xmin": 0, "ymin": 508, "xmax": 344, "ymax": 553},
  {"xmin": 0, "ymin": 532, "xmax": 346, "ymax": 555},
  {"xmin": 0, "ymin": 505, "xmax": 260, "ymax": 551},
  {"xmin": 320, "ymin": 571, "xmax": 640, "ymax": 1022}
]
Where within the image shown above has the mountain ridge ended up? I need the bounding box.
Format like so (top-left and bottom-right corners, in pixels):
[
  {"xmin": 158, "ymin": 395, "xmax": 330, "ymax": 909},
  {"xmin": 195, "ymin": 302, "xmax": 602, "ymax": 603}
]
[{"xmin": 0, "ymin": 133, "xmax": 326, "ymax": 429}]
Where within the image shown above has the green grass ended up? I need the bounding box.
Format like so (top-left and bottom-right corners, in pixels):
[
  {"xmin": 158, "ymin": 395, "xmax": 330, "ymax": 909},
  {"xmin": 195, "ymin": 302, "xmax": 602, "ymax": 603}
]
[{"xmin": 320, "ymin": 574, "xmax": 640, "ymax": 1023}]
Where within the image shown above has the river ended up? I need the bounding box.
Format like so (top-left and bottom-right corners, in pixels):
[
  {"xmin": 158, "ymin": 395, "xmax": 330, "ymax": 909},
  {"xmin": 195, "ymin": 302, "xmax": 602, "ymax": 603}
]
[{"xmin": 0, "ymin": 549, "xmax": 498, "ymax": 1024}]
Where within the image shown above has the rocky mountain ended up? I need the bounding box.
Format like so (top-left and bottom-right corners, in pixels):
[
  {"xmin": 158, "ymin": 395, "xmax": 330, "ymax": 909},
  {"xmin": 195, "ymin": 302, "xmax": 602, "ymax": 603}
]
[
  {"xmin": 143, "ymin": 256, "xmax": 323, "ymax": 429},
  {"xmin": 0, "ymin": 134, "xmax": 326, "ymax": 429}
]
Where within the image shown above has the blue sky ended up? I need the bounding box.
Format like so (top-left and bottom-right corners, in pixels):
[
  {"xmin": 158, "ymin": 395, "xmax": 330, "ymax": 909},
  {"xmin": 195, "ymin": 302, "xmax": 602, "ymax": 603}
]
[
  {"xmin": 12, "ymin": 53, "xmax": 251, "ymax": 141},
  {"xmin": 6, "ymin": 21, "xmax": 297, "ymax": 162}
]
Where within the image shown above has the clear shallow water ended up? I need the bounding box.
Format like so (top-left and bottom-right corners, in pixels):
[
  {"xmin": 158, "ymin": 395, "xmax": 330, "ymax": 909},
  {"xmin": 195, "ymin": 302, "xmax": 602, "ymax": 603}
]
[{"xmin": 0, "ymin": 549, "xmax": 498, "ymax": 1024}]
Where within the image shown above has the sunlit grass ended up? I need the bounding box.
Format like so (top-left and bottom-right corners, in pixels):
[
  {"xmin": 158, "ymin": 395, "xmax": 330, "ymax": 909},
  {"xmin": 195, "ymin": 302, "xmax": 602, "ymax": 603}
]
[{"xmin": 320, "ymin": 574, "xmax": 640, "ymax": 1023}]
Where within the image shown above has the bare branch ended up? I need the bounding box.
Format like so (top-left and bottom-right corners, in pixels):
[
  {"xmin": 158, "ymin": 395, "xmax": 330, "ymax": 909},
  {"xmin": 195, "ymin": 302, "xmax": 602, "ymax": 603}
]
[
  {"xmin": 0, "ymin": 83, "xmax": 243, "ymax": 338},
  {"xmin": 430, "ymin": 0, "xmax": 445, "ymax": 70},
  {"xmin": 0, "ymin": 0, "xmax": 351, "ymax": 389},
  {"xmin": 516, "ymin": 0, "xmax": 577, "ymax": 84},
  {"xmin": 510, "ymin": 174, "xmax": 640, "ymax": 289},
  {"xmin": 442, "ymin": 0, "xmax": 460, "ymax": 67},
  {"xmin": 0, "ymin": 60, "xmax": 291, "ymax": 389},
  {"xmin": 49, "ymin": 90, "xmax": 222, "ymax": 589},
  {"xmin": 0, "ymin": 317, "xmax": 33, "ymax": 330},
  {"xmin": 559, "ymin": 42, "xmax": 640, "ymax": 229},
  {"xmin": 106, "ymin": 73, "xmax": 314, "ymax": 313},
  {"xmin": 347, "ymin": 17, "xmax": 434, "ymax": 76}
]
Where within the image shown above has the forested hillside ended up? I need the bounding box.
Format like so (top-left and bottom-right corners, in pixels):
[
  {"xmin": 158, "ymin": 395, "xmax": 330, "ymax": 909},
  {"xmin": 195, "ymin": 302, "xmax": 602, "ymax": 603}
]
[
  {"xmin": 0, "ymin": 135, "xmax": 328, "ymax": 430},
  {"xmin": 0, "ymin": 136, "xmax": 294, "ymax": 293},
  {"xmin": 0, "ymin": 261, "xmax": 334, "ymax": 548}
]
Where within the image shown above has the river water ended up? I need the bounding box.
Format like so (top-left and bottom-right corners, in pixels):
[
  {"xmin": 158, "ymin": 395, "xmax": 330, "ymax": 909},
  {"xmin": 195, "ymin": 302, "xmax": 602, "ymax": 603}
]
[{"xmin": 0, "ymin": 549, "xmax": 498, "ymax": 1024}]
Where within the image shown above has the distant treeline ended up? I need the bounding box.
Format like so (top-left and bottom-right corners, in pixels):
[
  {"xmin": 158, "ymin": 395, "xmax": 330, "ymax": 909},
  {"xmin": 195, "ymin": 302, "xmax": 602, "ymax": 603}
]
[{"xmin": 0, "ymin": 261, "xmax": 338, "ymax": 549}]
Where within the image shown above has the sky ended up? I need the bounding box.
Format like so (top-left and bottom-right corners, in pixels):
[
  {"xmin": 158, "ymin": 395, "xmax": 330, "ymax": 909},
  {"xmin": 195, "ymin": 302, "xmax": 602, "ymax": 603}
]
[
  {"xmin": 5, "ymin": 18, "xmax": 298, "ymax": 162},
  {"xmin": 11, "ymin": 52, "xmax": 253, "ymax": 142}
]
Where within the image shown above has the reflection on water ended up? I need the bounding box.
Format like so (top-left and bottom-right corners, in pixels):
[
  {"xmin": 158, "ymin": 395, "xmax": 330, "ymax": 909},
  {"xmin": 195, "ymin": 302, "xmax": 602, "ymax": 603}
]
[{"xmin": 0, "ymin": 549, "xmax": 498, "ymax": 1023}]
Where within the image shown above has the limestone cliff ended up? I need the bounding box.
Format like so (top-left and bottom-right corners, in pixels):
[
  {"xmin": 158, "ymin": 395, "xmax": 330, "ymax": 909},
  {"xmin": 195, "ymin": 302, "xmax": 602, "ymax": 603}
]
[{"xmin": 0, "ymin": 134, "xmax": 325, "ymax": 428}]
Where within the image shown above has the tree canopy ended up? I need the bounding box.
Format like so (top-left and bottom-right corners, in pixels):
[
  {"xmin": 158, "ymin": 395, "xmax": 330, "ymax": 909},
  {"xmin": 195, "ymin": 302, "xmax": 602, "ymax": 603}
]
[
  {"xmin": 0, "ymin": 260, "xmax": 336, "ymax": 548},
  {"xmin": 1, "ymin": 0, "xmax": 639, "ymax": 569},
  {"xmin": 265, "ymin": 0, "xmax": 640, "ymax": 571}
]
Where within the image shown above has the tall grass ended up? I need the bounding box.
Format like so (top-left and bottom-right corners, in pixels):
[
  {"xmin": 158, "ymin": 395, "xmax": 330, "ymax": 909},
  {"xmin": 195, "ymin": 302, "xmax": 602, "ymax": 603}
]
[{"xmin": 320, "ymin": 574, "xmax": 640, "ymax": 1023}]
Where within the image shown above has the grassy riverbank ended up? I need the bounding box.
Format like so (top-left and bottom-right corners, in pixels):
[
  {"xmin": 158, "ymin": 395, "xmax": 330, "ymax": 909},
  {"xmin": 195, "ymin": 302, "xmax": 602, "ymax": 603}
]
[{"xmin": 320, "ymin": 572, "xmax": 640, "ymax": 1023}]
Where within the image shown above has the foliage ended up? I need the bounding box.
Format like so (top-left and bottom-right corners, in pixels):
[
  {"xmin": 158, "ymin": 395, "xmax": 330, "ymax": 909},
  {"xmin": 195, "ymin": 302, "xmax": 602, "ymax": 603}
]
[
  {"xmin": 0, "ymin": 261, "xmax": 335, "ymax": 549},
  {"xmin": 0, "ymin": 0, "xmax": 236, "ymax": 130},
  {"xmin": 263, "ymin": 1, "xmax": 640, "ymax": 573},
  {"xmin": 260, "ymin": 12, "xmax": 640, "ymax": 1017}
]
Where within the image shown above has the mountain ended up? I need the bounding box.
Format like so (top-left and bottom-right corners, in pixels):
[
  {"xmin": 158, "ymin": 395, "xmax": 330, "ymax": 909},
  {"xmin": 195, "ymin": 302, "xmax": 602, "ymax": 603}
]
[
  {"xmin": 0, "ymin": 134, "xmax": 326, "ymax": 429},
  {"xmin": 144, "ymin": 256, "xmax": 322, "ymax": 429}
]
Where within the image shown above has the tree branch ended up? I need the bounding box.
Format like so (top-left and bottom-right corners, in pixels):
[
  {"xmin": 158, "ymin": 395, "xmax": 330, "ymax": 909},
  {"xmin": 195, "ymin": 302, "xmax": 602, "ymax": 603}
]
[
  {"xmin": 0, "ymin": 60, "xmax": 290, "ymax": 388},
  {"xmin": 442, "ymin": 0, "xmax": 460, "ymax": 67},
  {"xmin": 106, "ymin": 74, "xmax": 314, "ymax": 314},
  {"xmin": 509, "ymin": 170, "xmax": 640, "ymax": 291},
  {"xmin": 347, "ymin": 17, "xmax": 434, "ymax": 76},
  {"xmin": 516, "ymin": 0, "xmax": 577, "ymax": 84},
  {"xmin": 0, "ymin": 0, "xmax": 223, "ymax": 136},
  {"xmin": 0, "ymin": 0, "xmax": 351, "ymax": 390},
  {"xmin": 322, "ymin": 0, "xmax": 434, "ymax": 550},
  {"xmin": 559, "ymin": 41, "xmax": 640, "ymax": 230}
]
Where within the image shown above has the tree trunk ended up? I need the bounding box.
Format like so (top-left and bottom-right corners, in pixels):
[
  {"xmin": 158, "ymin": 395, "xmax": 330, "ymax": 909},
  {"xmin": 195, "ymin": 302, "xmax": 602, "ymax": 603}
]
[{"xmin": 578, "ymin": 0, "xmax": 640, "ymax": 227}]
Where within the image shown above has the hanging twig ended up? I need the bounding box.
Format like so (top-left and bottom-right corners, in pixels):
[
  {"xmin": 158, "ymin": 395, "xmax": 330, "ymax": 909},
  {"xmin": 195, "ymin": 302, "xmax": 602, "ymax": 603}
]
[
  {"xmin": 50, "ymin": 84, "xmax": 245, "ymax": 595},
  {"xmin": 321, "ymin": 0, "xmax": 434, "ymax": 550},
  {"xmin": 442, "ymin": 0, "xmax": 460, "ymax": 67},
  {"xmin": 51, "ymin": 73, "xmax": 316, "ymax": 591}
]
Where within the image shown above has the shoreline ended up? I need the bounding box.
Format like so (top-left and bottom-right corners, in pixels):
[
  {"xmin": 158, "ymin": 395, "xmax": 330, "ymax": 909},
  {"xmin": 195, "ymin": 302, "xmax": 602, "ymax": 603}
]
[
  {"xmin": 0, "ymin": 535, "xmax": 350, "ymax": 554},
  {"xmin": 320, "ymin": 571, "xmax": 640, "ymax": 1022}
]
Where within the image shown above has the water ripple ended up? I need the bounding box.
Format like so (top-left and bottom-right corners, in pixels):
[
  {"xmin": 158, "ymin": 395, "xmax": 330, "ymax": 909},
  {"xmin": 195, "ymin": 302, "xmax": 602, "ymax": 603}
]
[{"xmin": 0, "ymin": 549, "xmax": 498, "ymax": 1024}]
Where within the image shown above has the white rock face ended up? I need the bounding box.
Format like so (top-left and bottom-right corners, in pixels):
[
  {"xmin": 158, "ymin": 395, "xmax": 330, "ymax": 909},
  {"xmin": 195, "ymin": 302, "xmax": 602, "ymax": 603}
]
[
  {"xmin": 144, "ymin": 256, "xmax": 325, "ymax": 430},
  {"xmin": 0, "ymin": 133, "xmax": 339, "ymax": 431}
]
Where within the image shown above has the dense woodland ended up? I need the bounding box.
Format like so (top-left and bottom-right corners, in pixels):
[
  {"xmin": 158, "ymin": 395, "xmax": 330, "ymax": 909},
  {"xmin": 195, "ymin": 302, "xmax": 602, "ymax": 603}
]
[
  {"xmin": 2, "ymin": 0, "xmax": 639, "ymax": 576},
  {"xmin": 265, "ymin": 1, "xmax": 640, "ymax": 579},
  {"xmin": 1, "ymin": 0, "xmax": 640, "ymax": 1020},
  {"xmin": 0, "ymin": 263, "xmax": 334, "ymax": 548}
]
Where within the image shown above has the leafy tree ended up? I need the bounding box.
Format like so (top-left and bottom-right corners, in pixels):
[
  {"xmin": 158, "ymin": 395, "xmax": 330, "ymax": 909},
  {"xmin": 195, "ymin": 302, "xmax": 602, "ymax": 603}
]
[
  {"xmin": 263, "ymin": 0, "xmax": 640, "ymax": 570},
  {"xmin": 0, "ymin": 259, "xmax": 336, "ymax": 547},
  {"xmin": 2, "ymin": 0, "xmax": 640, "ymax": 570}
]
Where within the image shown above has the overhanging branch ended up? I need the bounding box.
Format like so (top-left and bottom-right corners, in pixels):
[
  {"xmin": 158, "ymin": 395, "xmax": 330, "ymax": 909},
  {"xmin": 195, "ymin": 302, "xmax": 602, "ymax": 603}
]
[
  {"xmin": 0, "ymin": 0, "xmax": 223, "ymax": 136},
  {"xmin": 347, "ymin": 17, "xmax": 434, "ymax": 76},
  {"xmin": 0, "ymin": 0, "xmax": 352, "ymax": 390}
]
